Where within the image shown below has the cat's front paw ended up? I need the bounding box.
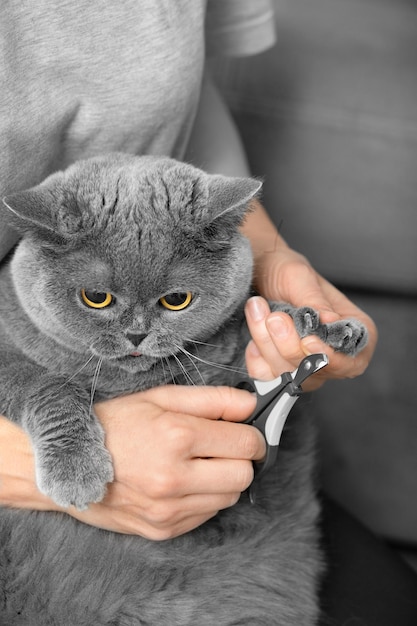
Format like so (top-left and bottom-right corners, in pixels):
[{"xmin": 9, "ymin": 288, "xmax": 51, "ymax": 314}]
[
  {"xmin": 271, "ymin": 303, "xmax": 322, "ymax": 338},
  {"xmin": 321, "ymin": 318, "xmax": 368, "ymax": 356},
  {"xmin": 270, "ymin": 302, "xmax": 368, "ymax": 356},
  {"xmin": 35, "ymin": 441, "xmax": 114, "ymax": 510}
]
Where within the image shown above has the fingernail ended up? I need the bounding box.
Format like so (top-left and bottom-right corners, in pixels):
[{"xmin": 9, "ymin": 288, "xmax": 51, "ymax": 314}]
[
  {"xmin": 246, "ymin": 297, "xmax": 267, "ymax": 322},
  {"xmin": 266, "ymin": 314, "xmax": 289, "ymax": 338}
]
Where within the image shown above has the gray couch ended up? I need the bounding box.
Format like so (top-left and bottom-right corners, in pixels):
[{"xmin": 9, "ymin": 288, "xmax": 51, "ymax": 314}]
[{"xmin": 212, "ymin": 0, "xmax": 417, "ymax": 548}]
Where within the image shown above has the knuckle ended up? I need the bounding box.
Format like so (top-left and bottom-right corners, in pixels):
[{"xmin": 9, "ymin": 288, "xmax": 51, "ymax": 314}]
[
  {"xmin": 144, "ymin": 500, "xmax": 178, "ymax": 528},
  {"xmin": 210, "ymin": 385, "xmax": 236, "ymax": 416},
  {"xmin": 219, "ymin": 384, "xmax": 235, "ymax": 407},
  {"xmin": 149, "ymin": 469, "xmax": 180, "ymax": 499},
  {"xmin": 239, "ymin": 427, "xmax": 262, "ymax": 460},
  {"xmin": 155, "ymin": 414, "xmax": 193, "ymax": 456}
]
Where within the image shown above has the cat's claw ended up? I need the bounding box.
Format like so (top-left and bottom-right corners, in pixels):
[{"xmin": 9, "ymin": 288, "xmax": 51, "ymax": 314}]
[{"xmin": 35, "ymin": 443, "xmax": 114, "ymax": 510}]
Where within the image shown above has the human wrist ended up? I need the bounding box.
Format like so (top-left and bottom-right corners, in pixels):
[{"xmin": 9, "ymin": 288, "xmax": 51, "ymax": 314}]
[
  {"xmin": 0, "ymin": 415, "xmax": 56, "ymax": 511},
  {"xmin": 241, "ymin": 199, "xmax": 300, "ymax": 298},
  {"xmin": 241, "ymin": 199, "xmax": 284, "ymax": 254}
]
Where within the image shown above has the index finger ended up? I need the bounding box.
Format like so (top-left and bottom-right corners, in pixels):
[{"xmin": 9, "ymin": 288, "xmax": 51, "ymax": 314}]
[
  {"xmin": 139, "ymin": 385, "xmax": 257, "ymax": 422},
  {"xmin": 188, "ymin": 418, "xmax": 266, "ymax": 462}
]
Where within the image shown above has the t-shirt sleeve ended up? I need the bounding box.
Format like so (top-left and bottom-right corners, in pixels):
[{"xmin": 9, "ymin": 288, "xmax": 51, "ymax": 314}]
[{"xmin": 205, "ymin": 0, "xmax": 276, "ymax": 57}]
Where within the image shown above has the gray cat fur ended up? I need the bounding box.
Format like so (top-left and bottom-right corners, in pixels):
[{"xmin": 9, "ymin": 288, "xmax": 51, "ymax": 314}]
[{"xmin": 0, "ymin": 154, "xmax": 367, "ymax": 625}]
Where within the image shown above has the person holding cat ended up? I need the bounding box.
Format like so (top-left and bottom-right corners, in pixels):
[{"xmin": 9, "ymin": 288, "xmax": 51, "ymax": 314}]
[{"xmin": 0, "ymin": 1, "xmax": 376, "ymax": 540}]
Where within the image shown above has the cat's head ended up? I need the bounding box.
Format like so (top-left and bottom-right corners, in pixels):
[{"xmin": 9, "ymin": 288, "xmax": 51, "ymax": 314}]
[{"xmin": 2, "ymin": 154, "xmax": 261, "ymax": 372}]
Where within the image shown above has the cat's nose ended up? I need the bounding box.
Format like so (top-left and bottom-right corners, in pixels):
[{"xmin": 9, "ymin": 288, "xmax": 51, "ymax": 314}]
[{"xmin": 126, "ymin": 332, "xmax": 147, "ymax": 347}]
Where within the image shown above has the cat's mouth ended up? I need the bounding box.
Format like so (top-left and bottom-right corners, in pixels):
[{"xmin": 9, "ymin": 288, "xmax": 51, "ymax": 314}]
[{"xmin": 109, "ymin": 351, "xmax": 160, "ymax": 373}]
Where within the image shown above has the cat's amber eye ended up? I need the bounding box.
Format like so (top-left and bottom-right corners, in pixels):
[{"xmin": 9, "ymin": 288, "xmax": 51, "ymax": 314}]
[
  {"xmin": 80, "ymin": 288, "xmax": 114, "ymax": 309},
  {"xmin": 159, "ymin": 292, "xmax": 193, "ymax": 311}
]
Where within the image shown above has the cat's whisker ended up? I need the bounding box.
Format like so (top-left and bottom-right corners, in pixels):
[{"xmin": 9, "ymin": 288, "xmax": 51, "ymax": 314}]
[
  {"xmin": 156, "ymin": 357, "xmax": 168, "ymax": 387},
  {"xmin": 173, "ymin": 354, "xmax": 196, "ymax": 386},
  {"xmin": 159, "ymin": 357, "xmax": 167, "ymax": 385},
  {"xmin": 174, "ymin": 345, "xmax": 206, "ymax": 385},
  {"xmin": 184, "ymin": 337, "xmax": 223, "ymax": 349},
  {"xmin": 57, "ymin": 354, "xmax": 96, "ymax": 390},
  {"xmin": 176, "ymin": 344, "xmax": 247, "ymax": 376},
  {"xmin": 163, "ymin": 357, "xmax": 177, "ymax": 385},
  {"xmin": 171, "ymin": 352, "xmax": 196, "ymax": 386},
  {"xmin": 89, "ymin": 356, "xmax": 103, "ymax": 415}
]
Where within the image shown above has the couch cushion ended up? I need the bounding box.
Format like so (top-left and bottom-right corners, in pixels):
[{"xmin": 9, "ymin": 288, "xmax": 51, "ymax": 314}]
[{"xmin": 212, "ymin": 0, "xmax": 417, "ymax": 293}]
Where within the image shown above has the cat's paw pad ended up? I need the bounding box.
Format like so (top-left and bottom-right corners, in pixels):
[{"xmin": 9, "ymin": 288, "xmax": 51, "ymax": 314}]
[
  {"xmin": 324, "ymin": 319, "xmax": 368, "ymax": 356},
  {"xmin": 36, "ymin": 443, "xmax": 114, "ymax": 510}
]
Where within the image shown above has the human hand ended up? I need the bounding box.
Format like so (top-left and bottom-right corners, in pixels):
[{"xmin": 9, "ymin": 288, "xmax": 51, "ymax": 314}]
[
  {"xmin": 244, "ymin": 239, "xmax": 377, "ymax": 390},
  {"xmin": 0, "ymin": 385, "xmax": 264, "ymax": 540}
]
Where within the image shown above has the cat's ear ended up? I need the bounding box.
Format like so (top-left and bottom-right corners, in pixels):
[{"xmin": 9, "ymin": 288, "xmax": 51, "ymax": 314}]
[
  {"xmin": 2, "ymin": 181, "xmax": 83, "ymax": 239},
  {"xmin": 206, "ymin": 175, "xmax": 262, "ymax": 226},
  {"xmin": 2, "ymin": 188, "xmax": 57, "ymax": 235}
]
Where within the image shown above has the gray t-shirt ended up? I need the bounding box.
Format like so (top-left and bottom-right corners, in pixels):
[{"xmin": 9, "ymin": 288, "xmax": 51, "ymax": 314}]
[{"xmin": 0, "ymin": 0, "xmax": 275, "ymax": 259}]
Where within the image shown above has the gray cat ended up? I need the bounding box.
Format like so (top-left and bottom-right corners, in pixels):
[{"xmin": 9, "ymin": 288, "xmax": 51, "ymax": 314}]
[{"xmin": 0, "ymin": 154, "xmax": 367, "ymax": 625}]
